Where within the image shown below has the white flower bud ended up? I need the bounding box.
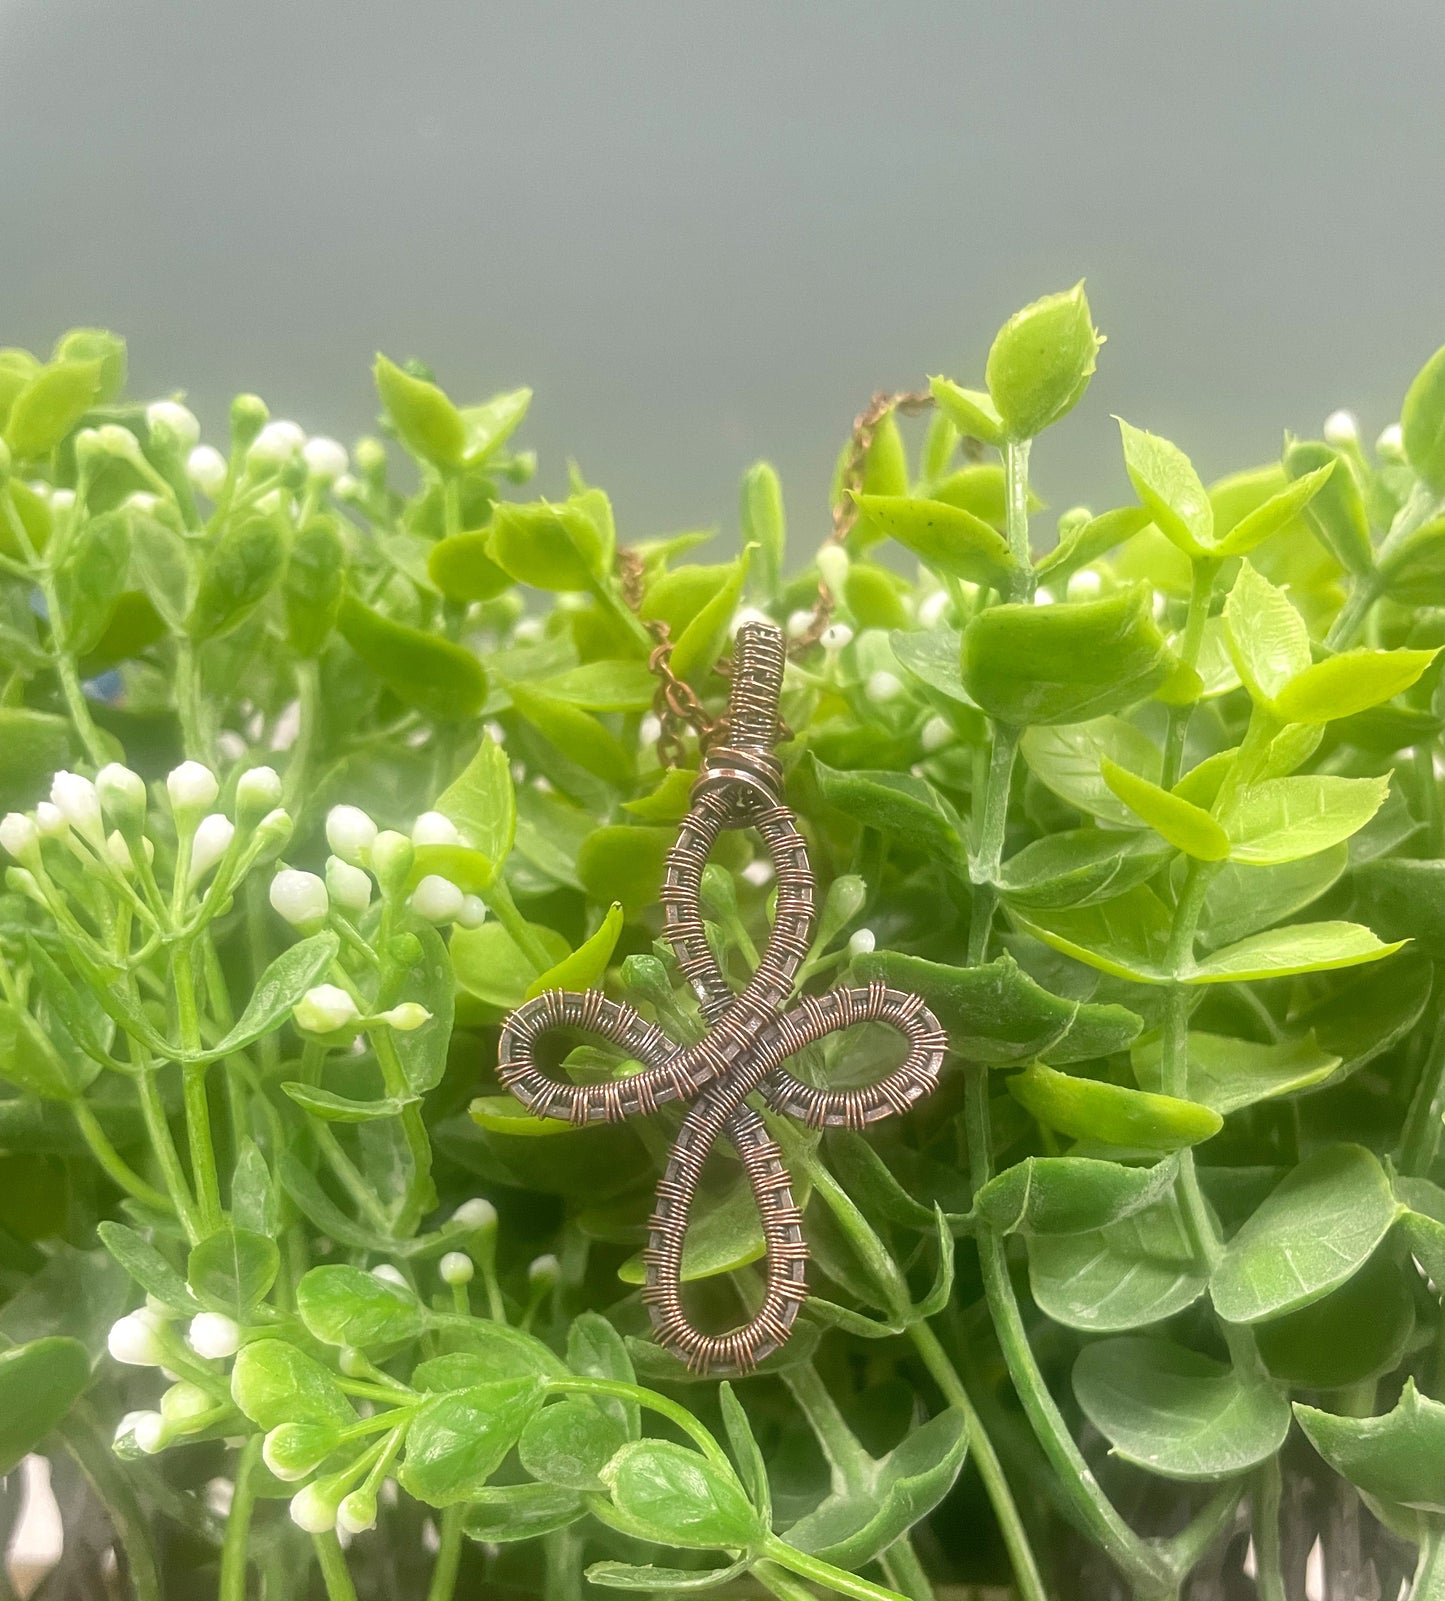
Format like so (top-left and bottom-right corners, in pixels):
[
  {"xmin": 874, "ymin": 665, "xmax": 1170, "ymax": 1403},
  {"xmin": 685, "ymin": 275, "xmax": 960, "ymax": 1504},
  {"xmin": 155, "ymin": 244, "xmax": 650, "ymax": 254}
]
[
  {"xmin": 528, "ymin": 1253, "xmax": 560, "ymax": 1289},
  {"xmin": 848, "ymin": 928, "xmax": 877, "ymax": 958},
  {"xmin": 439, "ymin": 1251, "xmax": 474, "ymax": 1287},
  {"xmin": 786, "ymin": 608, "xmax": 816, "ymax": 639},
  {"xmin": 96, "ymin": 423, "xmax": 143, "ymax": 462},
  {"xmin": 160, "ymin": 1380, "xmax": 214, "ymax": 1428},
  {"xmin": 167, "ymin": 761, "xmax": 219, "ymax": 814},
  {"xmin": 248, "ymin": 419, "xmax": 305, "ymax": 467},
  {"xmin": 187, "ymin": 1311, "xmax": 242, "ymax": 1360},
  {"xmin": 638, "ymin": 713, "xmax": 662, "ymax": 748},
  {"xmin": 236, "ymin": 765, "xmax": 283, "ymax": 820},
  {"xmin": 1066, "ymin": 568, "xmax": 1104, "ymax": 601},
  {"xmin": 124, "ymin": 491, "xmax": 159, "ymax": 515},
  {"xmin": 816, "ymin": 545, "xmax": 850, "ymax": 597},
  {"xmin": 1033, "ymin": 587, "xmax": 1056, "ymax": 607},
  {"xmin": 289, "ymin": 1483, "xmax": 338, "ymax": 1534},
  {"xmin": 51, "ymin": 770, "xmax": 103, "ymax": 838},
  {"xmin": 108, "ymin": 1308, "xmax": 167, "ymax": 1367},
  {"xmin": 302, "ymin": 436, "xmax": 348, "ymax": 482},
  {"xmin": 411, "ymin": 810, "xmax": 461, "ymax": 847},
  {"xmin": 326, "ymin": 855, "xmax": 373, "ymax": 915},
  {"xmin": 252, "ymin": 808, "xmax": 294, "ymax": 859},
  {"xmin": 106, "ymin": 829, "xmax": 134, "ymax": 872},
  {"xmin": 1323, "ymin": 410, "xmax": 1359, "ymax": 448},
  {"xmin": 449, "ymin": 1198, "xmax": 497, "ymax": 1233},
  {"xmin": 380, "ymin": 1002, "xmax": 431, "ymax": 1032},
  {"xmin": 513, "ymin": 617, "xmax": 545, "ymax": 645},
  {"xmin": 49, "ymin": 488, "xmax": 75, "ymax": 514},
  {"xmin": 917, "ymin": 589, "xmax": 951, "ymax": 628},
  {"xmin": 0, "ymin": 812, "xmax": 38, "ymax": 861},
  {"xmin": 865, "ymin": 670, "xmax": 904, "ymax": 704},
  {"xmin": 370, "ymin": 830, "xmax": 414, "ymax": 893},
  {"xmin": 741, "ymin": 859, "xmax": 773, "ymax": 887},
  {"xmin": 331, "ymin": 472, "xmax": 359, "ymax": 499},
  {"xmin": 326, "ymin": 804, "xmax": 377, "ymax": 865},
  {"xmin": 187, "ymin": 444, "xmax": 228, "ymax": 497},
  {"xmin": 96, "ymin": 763, "xmax": 147, "ymax": 827},
  {"xmin": 920, "ymin": 715, "xmax": 953, "ymax": 754},
  {"xmin": 190, "ymin": 814, "xmax": 235, "ymax": 882},
  {"xmin": 410, "ymin": 874, "xmax": 464, "ymax": 924},
  {"xmin": 371, "ymin": 1264, "xmax": 407, "ymax": 1288},
  {"xmin": 34, "ymin": 802, "xmax": 68, "ymax": 838},
  {"xmin": 146, "ymin": 400, "xmax": 200, "ymax": 455},
  {"xmin": 133, "ymin": 1411, "xmax": 168, "ymax": 1455},
  {"xmin": 1377, "ymin": 423, "xmax": 1406, "ymax": 461},
  {"xmin": 292, "ymin": 984, "xmax": 360, "ymax": 1035},
  {"xmin": 820, "ymin": 623, "xmax": 853, "ymax": 652},
  {"xmin": 113, "ymin": 1410, "xmax": 151, "ymax": 1448},
  {"xmin": 336, "ymin": 1490, "xmax": 376, "ymax": 1536},
  {"xmin": 456, "ymin": 894, "xmax": 487, "ymax": 929},
  {"xmin": 269, "ymin": 868, "xmax": 329, "ymax": 929}
]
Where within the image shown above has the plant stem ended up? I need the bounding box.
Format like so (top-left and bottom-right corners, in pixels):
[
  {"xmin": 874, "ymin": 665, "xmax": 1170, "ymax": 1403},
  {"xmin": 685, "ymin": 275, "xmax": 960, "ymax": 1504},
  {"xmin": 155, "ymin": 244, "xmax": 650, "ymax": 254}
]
[
  {"xmin": 880, "ymin": 1539, "xmax": 935, "ymax": 1601},
  {"xmin": 1411, "ymin": 1524, "xmax": 1445, "ymax": 1601},
  {"xmin": 1325, "ymin": 577, "xmax": 1381, "ymax": 651},
  {"xmin": 176, "ymin": 638, "xmax": 210, "ymax": 763},
  {"xmin": 547, "ymin": 1376, "xmax": 733, "ymax": 1471},
  {"xmin": 482, "ymin": 873, "xmax": 554, "ymax": 972},
  {"xmin": 968, "ymin": 723, "xmax": 1019, "ymax": 964},
  {"xmin": 219, "ymin": 1435, "xmax": 262, "ymax": 1601},
  {"xmin": 762, "ymin": 1536, "xmax": 910, "ymax": 1601},
  {"xmin": 72, "ymin": 1100, "xmax": 170, "ymax": 1211},
  {"xmin": 174, "ymin": 942, "xmax": 223, "ymax": 1233},
  {"xmin": 135, "ymin": 1060, "xmax": 203, "ymax": 1243},
  {"xmin": 425, "ymin": 1505, "xmax": 464, "ymax": 1601},
  {"xmin": 1003, "ymin": 438, "xmax": 1034, "ymax": 584},
  {"xmin": 370, "ymin": 1025, "xmax": 436, "ymax": 1230},
  {"xmin": 1400, "ymin": 1007, "xmax": 1445, "ymax": 1177},
  {"xmin": 36, "ymin": 566, "xmax": 109, "ymax": 765},
  {"xmin": 1252, "ymin": 1458, "xmax": 1287, "ymax": 1601},
  {"xmin": 1162, "ymin": 557, "xmax": 1220, "ymax": 788},
  {"xmin": 313, "ymin": 1533, "xmax": 360, "ymax": 1601}
]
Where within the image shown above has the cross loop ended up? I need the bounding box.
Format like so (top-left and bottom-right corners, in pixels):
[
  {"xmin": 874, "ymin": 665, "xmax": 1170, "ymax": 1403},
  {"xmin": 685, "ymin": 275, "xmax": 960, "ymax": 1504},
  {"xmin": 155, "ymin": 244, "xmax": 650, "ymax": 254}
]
[{"xmin": 497, "ymin": 621, "xmax": 947, "ymax": 1373}]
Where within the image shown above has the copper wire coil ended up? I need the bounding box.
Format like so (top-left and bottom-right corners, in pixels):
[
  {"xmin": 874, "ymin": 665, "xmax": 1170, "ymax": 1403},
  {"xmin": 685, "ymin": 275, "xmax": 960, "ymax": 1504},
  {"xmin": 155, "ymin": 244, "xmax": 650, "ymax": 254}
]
[{"xmin": 495, "ymin": 620, "xmax": 946, "ymax": 1373}]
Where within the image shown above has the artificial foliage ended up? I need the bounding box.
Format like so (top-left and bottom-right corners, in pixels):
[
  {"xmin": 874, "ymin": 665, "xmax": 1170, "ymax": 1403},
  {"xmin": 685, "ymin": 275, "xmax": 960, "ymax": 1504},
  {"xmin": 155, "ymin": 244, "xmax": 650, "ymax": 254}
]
[{"xmin": 0, "ymin": 291, "xmax": 1444, "ymax": 1601}]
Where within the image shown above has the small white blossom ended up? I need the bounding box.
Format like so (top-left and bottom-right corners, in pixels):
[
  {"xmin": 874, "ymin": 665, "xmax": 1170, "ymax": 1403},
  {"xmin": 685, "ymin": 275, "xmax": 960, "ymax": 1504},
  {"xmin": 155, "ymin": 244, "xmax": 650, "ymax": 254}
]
[
  {"xmin": 187, "ymin": 444, "xmax": 228, "ymax": 497},
  {"xmin": 816, "ymin": 545, "xmax": 850, "ymax": 596},
  {"xmin": 269, "ymin": 868, "xmax": 329, "ymax": 928},
  {"xmin": 146, "ymin": 400, "xmax": 200, "ymax": 454},
  {"xmin": 96, "ymin": 763, "xmax": 147, "ymax": 825},
  {"xmin": 34, "ymin": 802, "xmax": 68, "ymax": 838},
  {"xmin": 528, "ymin": 1253, "xmax": 560, "ymax": 1288},
  {"xmin": 439, "ymin": 1251, "xmax": 474, "ymax": 1286},
  {"xmin": 410, "ymin": 874, "xmax": 464, "ymax": 924},
  {"xmin": 917, "ymin": 589, "xmax": 951, "ymax": 628},
  {"xmin": 108, "ymin": 1308, "xmax": 167, "ymax": 1367},
  {"xmin": 49, "ymin": 487, "xmax": 76, "ymax": 514},
  {"xmin": 160, "ymin": 1380, "xmax": 214, "ymax": 1426},
  {"xmin": 336, "ymin": 1490, "xmax": 377, "ymax": 1536},
  {"xmin": 786, "ymin": 608, "xmax": 816, "ymax": 639},
  {"xmin": 326, "ymin": 804, "xmax": 377, "ymax": 865},
  {"xmin": 513, "ymin": 617, "xmax": 545, "ymax": 645},
  {"xmin": 188, "ymin": 1312, "xmax": 242, "ymax": 1360},
  {"xmin": 51, "ymin": 770, "xmax": 103, "ymax": 838},
  {"xmin": 302, "ymin": 436, "xmax": 348, "ymax": 482},
  {"xmin": 411, "ymin": 810, "xmax": 461, "ymax": 847},
  {"xmin": 167, "ymin": 761, "xmax": 219, "ymax": 813},
  {"xmin": 236, "ymin": 765, "xmax": 283, "ymax": 817},
  {"xmin": 106, "ymin": 830, "xmax": 134, "ymax": 872},
  {"xmin": 450, "ymin": 1198, "xmax": 497, "ymax": 1232},
  {"xmin": 820, "ymin": 622, "xmax": 853, "ymax": 652},
  {"xmin": 114, "ymin": 1410, "xmax": 152, "ymax": 1448},
  {"xmin": 370, "ymin": 830, "xmax": 414, "ymax": 891},
  {"xmin": 1377, "ymin": 422, "xmax": 1405, "ymax": 460},
  {"xmin": 248, "ymin": 419, "xmax": 305, "ymax": 467},
  {"xmin": 289, "ymin": 1484, "xmax": 338, "ymax": 1534},
  {"xmin": 293, "ymin": 984, "xmax": 360, "ymax": 1035},
  {"xmin": 638, "ymin": 713, "xmax": 662, "ymax": 748},
  {"xmin": 866, "ymin": 670, "xmax": 904, "ymax": 704},
  {"xmin": 1323, "ymin": 409, "xmax": 1358, "ymax": 447},
  {"xmin": 96, "ymin": 423, "xmax": 142, "ymax": 462},
  {"xmin": 920, "ymin": 715, "xmax": 953, "ymax": 754},
  {"xmin": 0, "ymin": 812, "xmax": 38, "ymax": 861},
  {"xmin": 371, "ymin": 1264, "xmax": 407, "ymax": 1288},
  {"xmin": 1067, "ymin": 568, "xmax": 1104, "ymax": 601},
  {"xmin": 124, "ymin": 491, "xmax": 160, "ymax": 514},
  {"xmin": 190, "ymin": 814, "xmax": 235, "ymax": 881},
  {"xmin": 326, "ymin": 855, "xmax": 373, "ymax": 915},
  {"xmin": 741, "ymin": 859, "xmax": 774, "ymax": 887},
  {"xmin": 848, "ymin": 928, "xmax": 877, "ymax": 958},
  {"xmin": 380, "ymin": 1002, "xmax": 431, "ymax": 1032},
  {"xmin": 133, "ymin": 1412, "xmax": 168, "ymax": 1455},
  {"xmin": 331, "ymin": 472, "xmax": 359, "ymax": 499},
  {"xmin": 457, "ymin": 894, "xmax": 487, "ymax": 929},
  {"xmin": 733, "ymin": 605, "xmax": 770, "ymax": 630},
  {"xmin": 1033, "ymin": 587, "xmax": 1056, "ymax": 606}
]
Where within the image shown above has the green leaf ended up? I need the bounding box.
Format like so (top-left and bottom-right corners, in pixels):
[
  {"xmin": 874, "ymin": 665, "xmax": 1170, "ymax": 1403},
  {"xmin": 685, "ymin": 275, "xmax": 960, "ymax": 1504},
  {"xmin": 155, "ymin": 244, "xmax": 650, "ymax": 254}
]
[
  {"xmin": 618, "ymin": 1176, "xmax": 767, "ymax": 1285},
  {"xmin": 718, "ymin": 1382, "xmax": 770, "ymax": 1520},
  {"xmin": 788, "ymin": 1409, "xmax": 969, "ymax": 1568},
  {"xmin": 3, "ymin": 359, "xmax": 102, "ymax": 458},
  {"xmin": 463, "ymin": 1483, "xmax": 585, "ymax": 1544},
  {"xmin": 400, "ymin": 1377, "xmax": 545, "ymax": 1506},
  {"xmin": 1283, "ymin": 438, "xmax": 1373, "ymax": 575},
  {"xmin": 388, "ymin": 923, "xmax": 453, "ymax": 1094},
  {"xmin": 96, "ymin": 1222, "xmax": 199, "ymax": 1312},
  {"xmin": 231, "ymin": 1139, "xmax": 278, "ymax": 1239},
  {"xmin": 281, "ymin": 1083, "xmax": 413, "ymax": 1123},
  {"xmin": 374, "ymin": 353, "xmax": 466, "ymax": 468},
  {"xmin": 198, "ymin": 932, "xmax": 339, "ymax": 1062},
  {"xmin": 1012, "ymin": 883, "xmax": 1176, "ymax": 983},
  {"xmin": 1211, "ymin": 1145, "xmax": 1401, "ymax": 1324},
  {"xmin": 0, "ymin": 1000, "xmax": 83, "ymax": 1100},
  {"xmin": 889, "ymin": 626, "xmax": 971, "ymax": 707},
  {"xmin": 53, "ymin": 511, "xmax": 130, "ymax": 655},
  {"xmin": 854, "ymin": 949, "xmax": 1140, "ymax": 1064},
  {"xmin": 1008, "ymin": 1064, "xmax": 1222, "ymax": 1151},
  {"xmin": 129, "ymin": 511, "xmax": 193, "ymax": 631},
  {"xmin": 985, "ymin": 283, "xmax": 1100, "ymax": 439},
  {"xmin": 850, "ymin": 493, "xmax": 1016, "ymax": 589},
  {"xmin": 1034, "ymin": 505, "xmax": 1151, "ymax": 582},
  {"xmin": 435, "ymin": 732, "xmax": 515, "ymax": 872},
  {"xmin": 1029, "ymin": 1194, "xmax": 1208, "ymax": 1332},
  {"xmin": 974, "ymin": 1156, "xmax": 1179, "ymax": 1236},
  {"xmin": 414, "ymin": 1322, "xmax": 565, "ymax": 1386},
  {"xmin": 518, "ymin": 1396, "xmax": 627, "ymax": 1490},
  {"xmin": 187, "ymin": 1226, "xmax": 279, "ymax": 1315},
  {"xmin": 1379, "ymin": 515, "xmax": 1445, "ymax": 603},
  {"xmin": 1222, "ymin": 774, "xmax": 1388, "ymax": 864},
  {"xmin": 508, "ymin": 681, "xmax": 635, "ymax": 786},
  {"xmin": 451, "ymin": 923, "xmax": 570, "ymax": 1011},
  {"xmin": 1187, "ymin": 921, "xmax": 1404, "ymax": 984},
  {"xmin": 542, "ymin": 660, "xmax": 657, "ymax": 712},
  {"xmin": 285, "ymin": 515, "xmax": 347, "ymax": 656},
  {"xmin": 230, "ymin": 1337, "xmax": 355, "ymax": 1431},
  {"xmin": 1131, "ymin": 1031, "xmax": 1338, "ymax": 1115},
  {"xmin": 296, "ymin": 1264, "xmax": 429, "ymax": 1347},
  {"xmin": 567, "ymin": 1313, "xmax": 638, "ymax": 1436},
  {"xmin": 1073, "ymin": 1337, "xmax": 1289, "ymax": 1482},
  {"xmin": 1213, "ymin": 463, "xmax": 1336, "ymax": 557},
  {"xmin": 1198, "ymin": 847, "xmax": 1347, "ymax": 950},
  {"xmin": 584, "ymin": 1562, "xmax": 748, "ymax": 1593},
  {"xmin": 1273, "ymin": 647, "xmax": 1438, "ymax": 725},
  {"xmin": 998, "ymin": 830, "xmax": 1172, "ymax": 910},
  {"xmin": 928, "ymin": 378, "xmax": 1004, "ymax": 446},
  {"xmin": 487, "ymin": 497, "xmax": 612, "ymax": 591},
  {"xmin": 428, "ymin": 530, "xmax": 513, "ymax": 602},
  {"xmin": 597, "ymin": 1439, "xmax": 762, "ymax": 1551},
  {"xmin": 809, "ymin": 758, "xmax": 961, "ymax": 857},
  {"xmin": 0, "ymin": 1337, "xmax": 91, "ymax": 1477},
  {"xmin": 670, "ymin": 550, "xmax": 750, "ymax": 682},
  {"xmin": 1223, "ymin": 562, "xmax": 1311, "ymax": 704},
  {"xmin": 1402, "ymin": 343, "xmax": 1445, "ymax": 492},
  {"xmin": 462, "ymin": 386, "xmax": 532, "ymax": 462},
  {"xmin": 1100, "ymin": 758, "xmax": 1229, "ymax": 860},
  {"xmin": 1295, "ymin": 1381, "xmax": 1445, "ymax": 1515},
  {"xmin": 740, "ymin": 460, "xmax": 786, "ymax": 598},
  {"xmin": 1256, "ymin": 1253, "xmax": 1415, "ymax": 1390},
  {"xmin": 577, "ymin": 826, "xmax": 676, "ymax": 917},
  {"xmin": 526, "ymin": 902, "xmax": 624, "ymax": 1001},
  {"xmin": 962, "ymin": 586, "xmax": 1173, "ymax": 726},
  {"xmin": 1019, "ymin": 718, "xmax": 1162, "ymax": 825},
  {"xmin": 623, "ymin": 767, "xmax": 697, "ymax": 822},
  {"xmin": 1117, "ymin": 420, "xmax": 1213, "ymax": 556},
  {"xmin": 337, "ymin": 593, "xmax": 487, "ymax": 721},
  {"xmin": 189, "ymin": 515, "xmax": 285, "ymax": 640},
  {"xmin": 0, "ymin": 709, "xmax": 72, "ymax": 811}
]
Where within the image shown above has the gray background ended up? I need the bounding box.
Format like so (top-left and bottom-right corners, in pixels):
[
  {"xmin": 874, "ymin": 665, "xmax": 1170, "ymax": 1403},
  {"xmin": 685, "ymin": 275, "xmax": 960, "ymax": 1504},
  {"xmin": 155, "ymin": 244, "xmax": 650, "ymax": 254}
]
[{"xmin": 2, "ymin": 0, "xmax": 1442, "ymax": 542}]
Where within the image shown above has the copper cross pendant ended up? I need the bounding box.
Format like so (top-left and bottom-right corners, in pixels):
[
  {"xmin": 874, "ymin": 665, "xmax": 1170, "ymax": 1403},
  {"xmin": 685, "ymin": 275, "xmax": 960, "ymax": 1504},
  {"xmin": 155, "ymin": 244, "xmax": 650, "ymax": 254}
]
[{"xmin": 498, "ymin": 621, "xmax": 946, "ymax": 1373}]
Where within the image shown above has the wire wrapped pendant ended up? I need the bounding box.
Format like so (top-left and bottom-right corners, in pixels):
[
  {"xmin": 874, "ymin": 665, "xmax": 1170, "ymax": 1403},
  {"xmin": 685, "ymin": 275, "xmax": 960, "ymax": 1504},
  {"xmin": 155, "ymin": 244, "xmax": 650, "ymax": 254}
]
[{"xmin": 497, "ymin": 620, "xmax": 947, "ymax": 1373}]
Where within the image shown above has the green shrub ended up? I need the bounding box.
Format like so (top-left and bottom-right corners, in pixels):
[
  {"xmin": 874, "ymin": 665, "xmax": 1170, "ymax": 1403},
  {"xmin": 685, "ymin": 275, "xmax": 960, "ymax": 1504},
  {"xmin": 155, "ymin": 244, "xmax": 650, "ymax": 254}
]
[{"xmin": 1, "ymin": 293, "xmax": 1445, "ymax": 1600}]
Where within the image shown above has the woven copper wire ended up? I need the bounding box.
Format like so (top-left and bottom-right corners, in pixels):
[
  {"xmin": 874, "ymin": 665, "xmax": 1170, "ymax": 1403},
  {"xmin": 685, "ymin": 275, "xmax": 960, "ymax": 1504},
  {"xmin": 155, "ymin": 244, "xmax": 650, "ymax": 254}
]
[{"xmin": 496, "ymin": 620, "xmax": 946, "ymax": 1373}]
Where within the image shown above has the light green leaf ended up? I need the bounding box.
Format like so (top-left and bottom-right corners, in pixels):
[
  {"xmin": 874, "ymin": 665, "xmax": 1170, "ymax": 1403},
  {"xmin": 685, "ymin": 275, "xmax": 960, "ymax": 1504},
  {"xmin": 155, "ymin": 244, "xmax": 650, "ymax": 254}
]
[
  {"xmin": 1283, "ymin": 438, "xmax": 1373, "ymax": 575},
  {"xmin": 1131, "ymin": 1031, "xmax": 1338, "ymax": 1115},
  {"xmin": 985, "ymin": 283, "xmax": 1101, "ymax": 439},
  {"xmin": 3, "ymin": 359, "xmax": 102, "ymax": 458},
  {"xmin": 1187, "ymin": 921, "xmax": 1405, "ymax": 984},
  {"xmin": 199, "ymin": 933, "xmax": 339, "ymax": 1062},
  {"xmin": 435, "ymin": 733, "xmax": 515, "ymax": 873},
  {"xmin": 508, "ymin": 682, "xmax": 634, "ymax": 786},
  {"xmin": 927, "ymin": 378, "xmax": 1004, "ymax": 446},
  {"xmin": 338, "ymin": 593, "xmax": 487, "ymax": 721},
  {"xmin": 850, "ymin": 493, "xmax": 1016, "ymax": 589},
  {"xmin": 0, "ymin": 1338, "xmax": 92, "ymax": 1477},
  {"xmin": 670, "ymin": 549, "xmax": 750, "ymax": 682},
  {"xmin": 1295, "ymin": 1381, "xmax": 1445, "ymax": 1515},
  {"xmin": 1100, "ymin": 758, "xmax": 1229, "ymax": 861},
  {"xmin": 1223, "ymin": 774, "xmax": 1389, "ymax": 865},
  {"xmin": 810, "ymin": 758, "xmax": 961, "ymax": 858},
  {"xmin": 542, "ymin": 660, "xmax": 657, "ymax": 712},
  {"xmin": 1256, "ymin": 1254, "xmax": 1415, "ymax": 1390},
  {"xmin": 1223, "ymin": 562, "xmax": 1310, "ymax": 704},
  {"xmin": 281, "ymin": 1083, "xmax": 414, "ymax": 1123},
  {"xmin": 1033, "ymin": 506, "xmax": 1151, "ymax": 582},
  {"xmin": 487, "ymin": 497, "xmax": 612, "ymax": 592},
  {"xmin": 401, "ymin": 1378, "xmax": 545, "ymax": 1506},
  {"xmin": 526, "ymin": 902, "xmax": 624, "ymax": 1001},
  {"xmin": 427, "ymin": 530, "xmax": 513, "ymax": 602},
  {"xmin": 374, "ymin": 354, "xmax": 465, "ymax": 468},
  {"xmin": 1019, "ymin": 718, "xmax": 1163, "ymax": 825},
  {"xmin": 230, "ymin": 1338, "xmax": 355, "ymax": 1431},
  {"xmin": 1213, "ymin": 463, "xmax": 1335, "ymax": 557},
  {"xmin": 1012, "ymin": 883, "xmax": 1176, "ymax": 983},
  {"xmin": 998, "ymin": 830, "xmax": 1171, "ymax": 910},
  {"xmin": 518, "ymin": 1396, "xmax": 627, "ymax": 1491},
  {"xmin": 462, "ymin": 386, "xmax": 532, "ymax": 462},
  {"xmin": 1117, "ymin": 420, "xmax": 1212, "ymax": 556},
  {"xmin": 974, "ymin": 1155, "xmax": 1179, "ymax": 1236},
  {"xmin": 187, "ymin": 1226, "xmax": 279, "ymax": 1316},
  {"xmin": 597, "ymin": 1440, "xmax": 762, "ymax": 1552},
  {"xmin": 577, "ymin": 826, "xmax": 673, "ymax": 917},
  {"xmin": 296, "ymin": 1264, "xmax": 429, "ymax": 1348},
  {"xmin": 452, "ymin": 922, "xmax": 570, "ymax": 1011},
  {"xmin": 1273, "ymin": 647, "xmax": 1439, "ymax": 725},
  {"xmin": 1008, "ymin": 1063, "xmax": 1221, "ymax": 1151},
  {"xmin": 1402, "ymin": 343, "xmax": 1445, "ymax": 493}
]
